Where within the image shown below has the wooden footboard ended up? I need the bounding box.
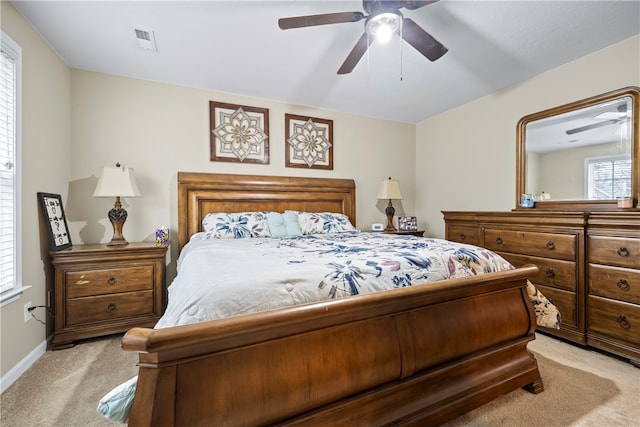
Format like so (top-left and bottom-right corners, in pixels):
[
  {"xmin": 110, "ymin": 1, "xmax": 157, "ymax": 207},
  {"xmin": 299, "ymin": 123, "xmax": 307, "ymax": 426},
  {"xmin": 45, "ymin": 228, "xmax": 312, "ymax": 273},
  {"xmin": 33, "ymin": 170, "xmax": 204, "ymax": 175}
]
[{"xmin": 122, "ymin": 265, "xmax": 542, "ymax": 426}]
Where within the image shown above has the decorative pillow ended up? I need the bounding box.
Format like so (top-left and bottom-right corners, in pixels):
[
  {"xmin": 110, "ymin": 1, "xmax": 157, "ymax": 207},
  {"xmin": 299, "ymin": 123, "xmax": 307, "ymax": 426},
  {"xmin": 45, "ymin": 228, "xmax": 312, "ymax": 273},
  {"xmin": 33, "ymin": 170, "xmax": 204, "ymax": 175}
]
[
  {"xmin": 267, "ymin": 212, "xmax": 303, "ymax": 237},
  {"xmin": 282, "ymin": 211, "xmax": 303, "ymax": 236},
  {"xmin": 96, "ymin": 376, "xmax": 137, "ymax": 424},
  {"xmin": 202, "ymin": 212, "xmax": 270, "ymax": 238},
  {"xmin": 266, "ymin": 212, "xmax": 287, "ymax": 238},
  {"xmin": 295, "ymin": 211, "xmax": 356, "ymax": 234}
]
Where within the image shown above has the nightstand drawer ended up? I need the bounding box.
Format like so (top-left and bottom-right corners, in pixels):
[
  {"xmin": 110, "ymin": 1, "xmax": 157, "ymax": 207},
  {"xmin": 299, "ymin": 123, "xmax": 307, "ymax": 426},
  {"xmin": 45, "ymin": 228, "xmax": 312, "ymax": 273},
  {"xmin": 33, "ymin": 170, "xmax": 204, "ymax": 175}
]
[
  {"xmin": 588, "ymin": 264, "xmax": 640, "ymax": 304},
  {"xmin": 484, "ymin": 229, "xmax": 576, "ymax": 261},
  {"xmin": 66, "ymin": 290, "xmax": 154, "ymax": 326},
  {"xmin": 588, "ymin": 295, "xmax": 640, "ymax": 345},
  {"xmin": 65, "ymin": 265, "xmax": 154, "ymax": 298},
  {"xmin": 588, "ymin": 236, "xmax": 640, "ymax": 269},
  {"xmin": 500, "ymin": 252, "xmax": 577, "ymax": 292}
]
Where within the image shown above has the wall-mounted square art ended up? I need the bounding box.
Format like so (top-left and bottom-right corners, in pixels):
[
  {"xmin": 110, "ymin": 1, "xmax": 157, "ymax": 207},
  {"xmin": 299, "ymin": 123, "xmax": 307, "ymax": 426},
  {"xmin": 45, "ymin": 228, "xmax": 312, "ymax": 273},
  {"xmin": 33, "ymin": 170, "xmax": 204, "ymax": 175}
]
[
  {"xmin": 285, "ymin": 114, "xmax": 333, "ymax": 170},
  {"xmin": 210, "ymin": 101, "xmax": 269, "ymax": 164}
]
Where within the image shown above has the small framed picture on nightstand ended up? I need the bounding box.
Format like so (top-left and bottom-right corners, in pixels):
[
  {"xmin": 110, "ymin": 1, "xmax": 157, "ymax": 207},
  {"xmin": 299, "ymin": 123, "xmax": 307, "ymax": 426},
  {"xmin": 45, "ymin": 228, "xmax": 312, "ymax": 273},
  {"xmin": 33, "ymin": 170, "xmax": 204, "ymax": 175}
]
[
  {"xmin": 398, "ymin": 216, "xmax": 418, "ymax": 232},
  {"xmin": 38, "ymin": 192, "xmax": 72, "ymax": 251}
]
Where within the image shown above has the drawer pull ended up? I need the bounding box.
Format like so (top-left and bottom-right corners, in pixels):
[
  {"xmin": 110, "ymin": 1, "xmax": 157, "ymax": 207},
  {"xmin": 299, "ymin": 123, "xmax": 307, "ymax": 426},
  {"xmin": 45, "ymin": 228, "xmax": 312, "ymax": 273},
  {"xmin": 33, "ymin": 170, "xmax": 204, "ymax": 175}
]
[
  {"xmin": 546, "ymin": 241, "xmax": 555, "ymax": 250},
  {"xmin": 545, "ymin": 268, "xmax": 555, "ymax": 278},
  {"xmin": 495, "ymin": 236, "xmax": 503, "ymax": 245},
  {"xmin": 617, "ymin": 279, "xmax": 630, "ymax": 291},
  {"xmin": 617, "ymin": 247, "xmax": 630, "ymax": 257},
  {"xmin": 106, "ymin": 276, "xmax": 116, "ymax": 286},
  {"xmin": 459, "ymin": 233, "xmax": 466, "ymax": 241},
  {"xmin": 617, "ymin": 315, "xmax": 630, "ymax": 329},
  {"xmin": 107, "ymin": 302, "xmax": 117, "ymax": 312}
]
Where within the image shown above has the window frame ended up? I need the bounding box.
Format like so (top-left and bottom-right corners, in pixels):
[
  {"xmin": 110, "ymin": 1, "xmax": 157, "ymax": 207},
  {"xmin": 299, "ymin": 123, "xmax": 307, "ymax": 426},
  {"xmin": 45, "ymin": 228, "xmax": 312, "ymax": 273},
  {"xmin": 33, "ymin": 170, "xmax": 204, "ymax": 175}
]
[
  {"xmin": 584, "ymin": 153, "xmax": 633, "ymax": 201},
  {"xmin": 0, "ymin": 31, "xmax": 27, "ymax": 307}
]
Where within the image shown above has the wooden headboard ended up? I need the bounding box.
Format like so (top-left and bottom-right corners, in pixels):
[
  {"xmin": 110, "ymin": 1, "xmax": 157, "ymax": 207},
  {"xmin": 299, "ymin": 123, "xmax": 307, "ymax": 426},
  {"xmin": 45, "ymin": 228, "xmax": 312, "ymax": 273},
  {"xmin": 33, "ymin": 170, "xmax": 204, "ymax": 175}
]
[{"xmin": 177, "ymin": 172, "xmax": 356, "ymax": 250}]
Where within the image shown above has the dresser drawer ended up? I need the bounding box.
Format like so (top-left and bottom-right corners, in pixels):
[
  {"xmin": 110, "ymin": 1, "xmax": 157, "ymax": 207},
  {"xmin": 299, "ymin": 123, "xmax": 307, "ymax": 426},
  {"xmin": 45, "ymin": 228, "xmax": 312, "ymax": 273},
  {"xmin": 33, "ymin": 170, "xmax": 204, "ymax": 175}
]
[
  {"xmin": 66, "ymin": 290, "xmax": 154, "ymax": 326},
  {"xmin": 536, "ymin": 285, "xmax": 577, "ymax": 328},
  {"xmin": 65, "ymin": 265, "xmax": 154, "ymax": 298},
  {"xmin": 588, "ymin": 236, "xmax": 640, "ymax": 269},
  {"xmin": 446, "ymin": 225, "xmax": 481, "ymax": 246},
  {"xmin": 484, "ymin": 229, "xmax": 576, "ymax": 261},
  {"xmin": 588, "ymin": 295, "xmax": 640, "ymax": 345},
  {"xmin": 588, "ymin": 265, "xmax": 640, "ymax": 304},
  {"xmin": 501, "ymin": 253, "xmax": 576, "ymax": 292}
]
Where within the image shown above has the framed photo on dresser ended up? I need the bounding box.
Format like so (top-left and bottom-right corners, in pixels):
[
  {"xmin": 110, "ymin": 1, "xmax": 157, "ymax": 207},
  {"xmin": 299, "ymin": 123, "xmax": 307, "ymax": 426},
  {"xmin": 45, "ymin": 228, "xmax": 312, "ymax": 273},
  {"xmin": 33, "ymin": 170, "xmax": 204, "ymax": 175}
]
[{"xmin": 37, "ymin": 192, "xmax": 72, "ymax": 251}]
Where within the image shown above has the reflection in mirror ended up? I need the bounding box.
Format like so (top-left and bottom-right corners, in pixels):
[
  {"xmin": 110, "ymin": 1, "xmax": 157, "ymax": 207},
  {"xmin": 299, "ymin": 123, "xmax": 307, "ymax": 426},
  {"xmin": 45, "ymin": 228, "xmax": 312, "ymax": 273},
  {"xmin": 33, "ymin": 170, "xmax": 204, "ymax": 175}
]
[
  {"xmin": 526, "ymin": 97, "xmax": 632, "ymax": 200},
  {"xmin": 516, "ymin": 87, "xmax": 639, "ymax": 210}
]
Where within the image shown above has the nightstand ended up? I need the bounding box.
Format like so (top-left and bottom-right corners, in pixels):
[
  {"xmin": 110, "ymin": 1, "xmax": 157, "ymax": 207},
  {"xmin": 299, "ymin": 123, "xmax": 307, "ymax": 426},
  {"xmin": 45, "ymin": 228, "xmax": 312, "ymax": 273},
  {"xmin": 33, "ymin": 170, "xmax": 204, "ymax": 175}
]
[
  {"xmin": 50, "ymin": 242, "xmax": 167, "ymax": 349},
  {"xmin": 384, "ymin": 230, "xmax": 425, "ymax": 237}
]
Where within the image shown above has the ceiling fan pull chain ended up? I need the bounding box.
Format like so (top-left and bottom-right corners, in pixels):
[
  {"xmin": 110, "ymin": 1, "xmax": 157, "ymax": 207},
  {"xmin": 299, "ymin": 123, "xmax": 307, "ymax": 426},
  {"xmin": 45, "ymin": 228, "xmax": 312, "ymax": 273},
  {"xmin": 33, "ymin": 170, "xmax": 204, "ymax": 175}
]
[{"xmin": 399, "ymin": 19, "xmax": 404, "ymax": 81}]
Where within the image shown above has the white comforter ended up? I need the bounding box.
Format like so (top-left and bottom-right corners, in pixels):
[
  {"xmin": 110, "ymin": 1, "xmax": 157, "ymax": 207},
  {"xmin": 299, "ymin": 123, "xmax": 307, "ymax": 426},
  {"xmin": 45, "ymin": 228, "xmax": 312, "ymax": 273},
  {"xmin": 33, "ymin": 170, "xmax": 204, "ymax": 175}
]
[
  {"xmin": 98, "ymin": 232, "xmax": 560, "ymax": 423},
  {"xmin": 157, "ymin": 232, "xmax": 560, "ymax": 329}
]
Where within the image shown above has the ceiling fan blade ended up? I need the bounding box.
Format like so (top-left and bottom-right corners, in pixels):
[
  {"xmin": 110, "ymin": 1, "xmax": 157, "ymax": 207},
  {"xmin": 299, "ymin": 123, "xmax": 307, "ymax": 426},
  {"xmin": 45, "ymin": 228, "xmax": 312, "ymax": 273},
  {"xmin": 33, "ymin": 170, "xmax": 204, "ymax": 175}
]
[
  {"xmin": 337, "ymin": 33, "xmax": 373, "ymax": 74},
  {"xmin": 401, "ymin": 17, "xmax": 448, "ymax": 61},
  {"xmin": 566, "ymin": 120, "xmax": 619, "ymax": 135},
  {"xmin": 278, "ymin": 11, "xmax": 365, "ymax": 30},
  {"xmin": 398, "ymin": 1, "xmax": 439, "ymax": 10}
]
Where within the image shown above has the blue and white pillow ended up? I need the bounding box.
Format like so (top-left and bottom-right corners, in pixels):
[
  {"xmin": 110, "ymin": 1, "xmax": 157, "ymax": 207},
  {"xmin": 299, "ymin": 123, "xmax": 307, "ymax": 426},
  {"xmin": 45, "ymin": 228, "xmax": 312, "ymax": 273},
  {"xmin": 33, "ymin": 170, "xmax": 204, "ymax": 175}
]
[
  {"xmin": 202, "ymin": 212, "xmax": 270, "ymax": 239},
  {"xmin": 292, "ymin": 211, "xmax": 356, "ymax": 235}
]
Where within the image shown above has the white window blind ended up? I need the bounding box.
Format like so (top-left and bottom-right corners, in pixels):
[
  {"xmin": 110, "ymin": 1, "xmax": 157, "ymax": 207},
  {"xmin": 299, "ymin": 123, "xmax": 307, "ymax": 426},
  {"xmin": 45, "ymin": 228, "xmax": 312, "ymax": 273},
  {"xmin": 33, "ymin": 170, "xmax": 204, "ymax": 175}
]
[
  {"xmin": 586, "ymin": 155, "xmax": 632, "ymax": 200},
  {"xmin": 0, "ymin": 32, "xmax": 21, "ymax": 298}
]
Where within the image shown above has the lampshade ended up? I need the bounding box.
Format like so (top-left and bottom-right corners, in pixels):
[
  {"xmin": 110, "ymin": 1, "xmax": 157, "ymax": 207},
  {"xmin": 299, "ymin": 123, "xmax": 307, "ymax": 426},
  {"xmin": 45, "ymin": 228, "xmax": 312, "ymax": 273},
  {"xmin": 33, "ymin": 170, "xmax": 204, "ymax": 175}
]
[
  {"xmin": 93, "ymin": 165, "xmax": 141, "ymax": 198},
  {"xmin": 377, "ymin": 178, "xmax": 403, "ymax": 200}
]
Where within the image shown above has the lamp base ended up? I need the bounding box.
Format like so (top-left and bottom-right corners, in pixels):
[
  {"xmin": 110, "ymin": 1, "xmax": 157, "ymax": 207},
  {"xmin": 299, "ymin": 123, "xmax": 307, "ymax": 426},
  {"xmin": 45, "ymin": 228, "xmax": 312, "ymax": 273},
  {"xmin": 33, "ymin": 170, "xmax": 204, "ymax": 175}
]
[
  {"xmin": 107, "ymin": 235, "xmax": 129, "ymax": 247},
  {"xmin": 107, "ymin": 197, "xmax": 130, "ymax": 247},
  {"xmin": 384, "ymin": 200, "xmax": 397, "ymax": 232}
]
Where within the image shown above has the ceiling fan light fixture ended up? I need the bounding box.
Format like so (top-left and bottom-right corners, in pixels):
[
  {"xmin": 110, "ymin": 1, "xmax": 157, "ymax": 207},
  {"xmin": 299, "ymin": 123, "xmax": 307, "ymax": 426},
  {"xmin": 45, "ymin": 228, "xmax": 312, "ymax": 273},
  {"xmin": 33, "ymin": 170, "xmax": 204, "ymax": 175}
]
[{"xmin": 366, "ymin": 11, "xmax": 402, "ymax": 43}]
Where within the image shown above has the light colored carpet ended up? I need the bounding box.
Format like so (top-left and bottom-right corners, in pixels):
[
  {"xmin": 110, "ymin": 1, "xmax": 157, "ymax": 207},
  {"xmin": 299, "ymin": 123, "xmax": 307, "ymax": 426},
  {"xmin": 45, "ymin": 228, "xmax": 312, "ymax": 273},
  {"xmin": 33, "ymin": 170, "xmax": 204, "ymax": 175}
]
[{"xmin": 0, "ymin": 333, "xmax": 638, "ymax": 426}]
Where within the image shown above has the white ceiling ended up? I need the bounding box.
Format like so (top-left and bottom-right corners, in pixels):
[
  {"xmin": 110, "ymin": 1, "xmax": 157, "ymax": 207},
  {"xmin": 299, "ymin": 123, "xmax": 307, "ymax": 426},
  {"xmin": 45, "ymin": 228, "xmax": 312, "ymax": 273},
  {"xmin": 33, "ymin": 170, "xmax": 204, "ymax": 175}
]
[{"xmin": 10, "ymin": 0, "xmax": 640, "ymax": 124}]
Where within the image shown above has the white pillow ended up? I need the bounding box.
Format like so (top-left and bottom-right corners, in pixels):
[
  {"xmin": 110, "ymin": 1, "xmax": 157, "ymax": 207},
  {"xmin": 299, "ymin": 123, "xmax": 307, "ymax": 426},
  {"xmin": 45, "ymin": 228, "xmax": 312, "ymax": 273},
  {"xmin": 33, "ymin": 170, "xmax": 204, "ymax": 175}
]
[
  {"xmin": 294, "ymin": 211, "xmax": 356, "ymax": 235},
  {"xmin": 202, "ymin": 212, "xmax": 270, "ymax": 238}
]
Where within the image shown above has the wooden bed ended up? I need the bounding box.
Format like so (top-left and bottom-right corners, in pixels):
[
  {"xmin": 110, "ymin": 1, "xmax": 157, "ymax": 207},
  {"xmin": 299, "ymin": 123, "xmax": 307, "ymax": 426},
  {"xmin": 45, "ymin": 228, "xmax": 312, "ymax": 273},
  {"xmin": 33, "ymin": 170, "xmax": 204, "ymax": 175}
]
[{"xmin": 121, "ymin": 172, "xmax": 544, "ymax": 426}]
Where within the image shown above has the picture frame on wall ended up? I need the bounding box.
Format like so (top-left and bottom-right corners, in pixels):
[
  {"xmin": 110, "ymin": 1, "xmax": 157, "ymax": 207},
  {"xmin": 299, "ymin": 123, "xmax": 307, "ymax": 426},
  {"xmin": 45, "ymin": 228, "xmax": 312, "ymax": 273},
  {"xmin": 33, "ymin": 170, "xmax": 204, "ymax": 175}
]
[
  {"xmin": 398, "ymin": 216, "xmax": 418, "ymax": 232},
  {"xmin": 285, "ymin": 113, "xmax": 333, "ymax": 170},
  {"xmin": 210, "ymin": 101, "xmax": 270, "ymax": 164},
  {"xmin": 37, "ymin": 192, "xmax": 72, "ymax": 251}
]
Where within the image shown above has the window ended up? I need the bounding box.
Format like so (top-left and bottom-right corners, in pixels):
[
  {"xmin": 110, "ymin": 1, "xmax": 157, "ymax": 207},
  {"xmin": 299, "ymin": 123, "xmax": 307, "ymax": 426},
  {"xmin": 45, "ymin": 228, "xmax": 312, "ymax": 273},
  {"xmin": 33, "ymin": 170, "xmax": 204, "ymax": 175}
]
[
  {"xmin": 0, "ymin": 32, "xmax": 25, "ymax": 306},
  {"xmin": 586, "ymin": 154, "xmax": 632, "ymax": 200}
]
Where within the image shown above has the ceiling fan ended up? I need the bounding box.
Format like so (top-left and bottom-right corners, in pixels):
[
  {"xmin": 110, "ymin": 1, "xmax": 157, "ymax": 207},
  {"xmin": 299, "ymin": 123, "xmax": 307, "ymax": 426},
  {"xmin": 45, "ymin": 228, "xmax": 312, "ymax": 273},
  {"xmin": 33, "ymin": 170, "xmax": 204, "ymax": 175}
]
[
  {"xmin": 566, "ymin": 104, "xmax": 631, "ymax": 135},
  {"xmin": 278, "ymin": 1, "xmax": 448, "ymax": 75}
]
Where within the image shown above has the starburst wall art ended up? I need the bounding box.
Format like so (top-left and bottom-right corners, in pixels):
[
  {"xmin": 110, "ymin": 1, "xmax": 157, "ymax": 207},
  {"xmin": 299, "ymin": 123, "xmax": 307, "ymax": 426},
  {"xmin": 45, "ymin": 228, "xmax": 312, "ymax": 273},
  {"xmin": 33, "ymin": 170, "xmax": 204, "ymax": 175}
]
[
  {"xmin": 285, "ymin": 114, "xmax": 333, "ymax": 170},
  {"xmin": 210, "ymin": 101, "xmax": 269, "ymax": 164}
]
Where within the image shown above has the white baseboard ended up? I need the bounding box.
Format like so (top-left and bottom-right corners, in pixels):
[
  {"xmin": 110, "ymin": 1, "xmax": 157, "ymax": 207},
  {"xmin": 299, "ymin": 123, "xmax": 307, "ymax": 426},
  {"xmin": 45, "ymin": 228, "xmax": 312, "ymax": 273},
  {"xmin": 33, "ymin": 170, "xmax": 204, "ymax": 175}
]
[{"xmin": 0, "ymin": 339, "xmax": 47, "ymax": 394}]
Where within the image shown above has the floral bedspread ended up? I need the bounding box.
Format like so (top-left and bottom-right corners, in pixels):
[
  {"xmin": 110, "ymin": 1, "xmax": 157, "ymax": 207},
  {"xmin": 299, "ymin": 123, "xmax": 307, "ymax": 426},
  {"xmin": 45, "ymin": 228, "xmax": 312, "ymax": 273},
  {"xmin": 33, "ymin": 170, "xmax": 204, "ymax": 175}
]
[
  {"xmin": 98, "ymin": 231, "xmax": 560, "ymax": 423},
  {"xmin": 156, "ymin": 232, "xmax": 560, "ymax": 329}
]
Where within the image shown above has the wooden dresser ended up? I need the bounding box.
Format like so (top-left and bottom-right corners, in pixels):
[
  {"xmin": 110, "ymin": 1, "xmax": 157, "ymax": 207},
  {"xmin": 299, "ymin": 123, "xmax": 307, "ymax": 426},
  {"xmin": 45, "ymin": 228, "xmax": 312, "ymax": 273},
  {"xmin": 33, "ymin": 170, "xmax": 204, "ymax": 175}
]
[
  {"xmin": 443, "ymin": 210, "xmax": 640, "ymax": 366},
  {"xmin": 586, "ymin": 213, "xmax": 640, "ymax": 364},
  {"xmin": 50, "ymin": 242, "xmax": 167, "ymax": 349}
]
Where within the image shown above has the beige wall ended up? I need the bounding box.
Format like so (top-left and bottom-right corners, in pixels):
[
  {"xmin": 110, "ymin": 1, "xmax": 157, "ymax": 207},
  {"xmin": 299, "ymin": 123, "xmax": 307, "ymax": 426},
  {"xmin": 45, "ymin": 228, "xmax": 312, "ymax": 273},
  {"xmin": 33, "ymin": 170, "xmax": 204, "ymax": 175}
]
[
  {"xmin": 1, "ymin": 2, "xmax": 71, "ymax": 377},
  {"xmin": 416, "ymin": 35, "xmax": 640, "ymax": 238},
  {"xmin": 68, "ymin": 71, "xmax": 416, "ymax": 281}
]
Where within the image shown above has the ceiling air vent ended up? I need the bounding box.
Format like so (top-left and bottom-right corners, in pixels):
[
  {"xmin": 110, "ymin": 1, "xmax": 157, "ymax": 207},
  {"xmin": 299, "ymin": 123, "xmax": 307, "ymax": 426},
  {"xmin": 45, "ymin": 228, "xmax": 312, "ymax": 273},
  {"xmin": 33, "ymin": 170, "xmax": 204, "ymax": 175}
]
[{"xmin": 133, "ymin": 27, "xmax": 157, "ymax": 52}]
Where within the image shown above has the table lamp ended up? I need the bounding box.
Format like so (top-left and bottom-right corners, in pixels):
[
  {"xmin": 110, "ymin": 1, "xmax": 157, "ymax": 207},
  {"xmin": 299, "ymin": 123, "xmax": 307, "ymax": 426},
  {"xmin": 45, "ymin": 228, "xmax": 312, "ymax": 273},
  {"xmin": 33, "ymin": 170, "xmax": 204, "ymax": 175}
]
[
  {"xmin": 377, "ymin": 177, "xmax": 403, "ymax": 232},
  {"xmin": 93, "ymin": 163, "xmax": 141, "ymax": 246}
]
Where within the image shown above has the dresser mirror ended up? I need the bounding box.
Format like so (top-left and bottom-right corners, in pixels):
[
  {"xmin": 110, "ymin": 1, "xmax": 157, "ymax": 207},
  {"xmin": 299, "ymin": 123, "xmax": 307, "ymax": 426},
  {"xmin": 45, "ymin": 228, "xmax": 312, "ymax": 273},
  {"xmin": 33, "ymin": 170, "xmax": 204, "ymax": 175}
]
[{"xmin": 516, "ymin": 86, "xmax": 640, "ymax": 210}]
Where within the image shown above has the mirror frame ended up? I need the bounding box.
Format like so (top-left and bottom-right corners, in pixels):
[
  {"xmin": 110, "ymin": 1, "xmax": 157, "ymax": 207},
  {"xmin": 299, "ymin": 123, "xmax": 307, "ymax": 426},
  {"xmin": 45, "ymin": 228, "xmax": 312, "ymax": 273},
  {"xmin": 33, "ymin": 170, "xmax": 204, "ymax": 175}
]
[{"xmin": 516, "ymin": 86, "xmax": 640, "ymax": 211}]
